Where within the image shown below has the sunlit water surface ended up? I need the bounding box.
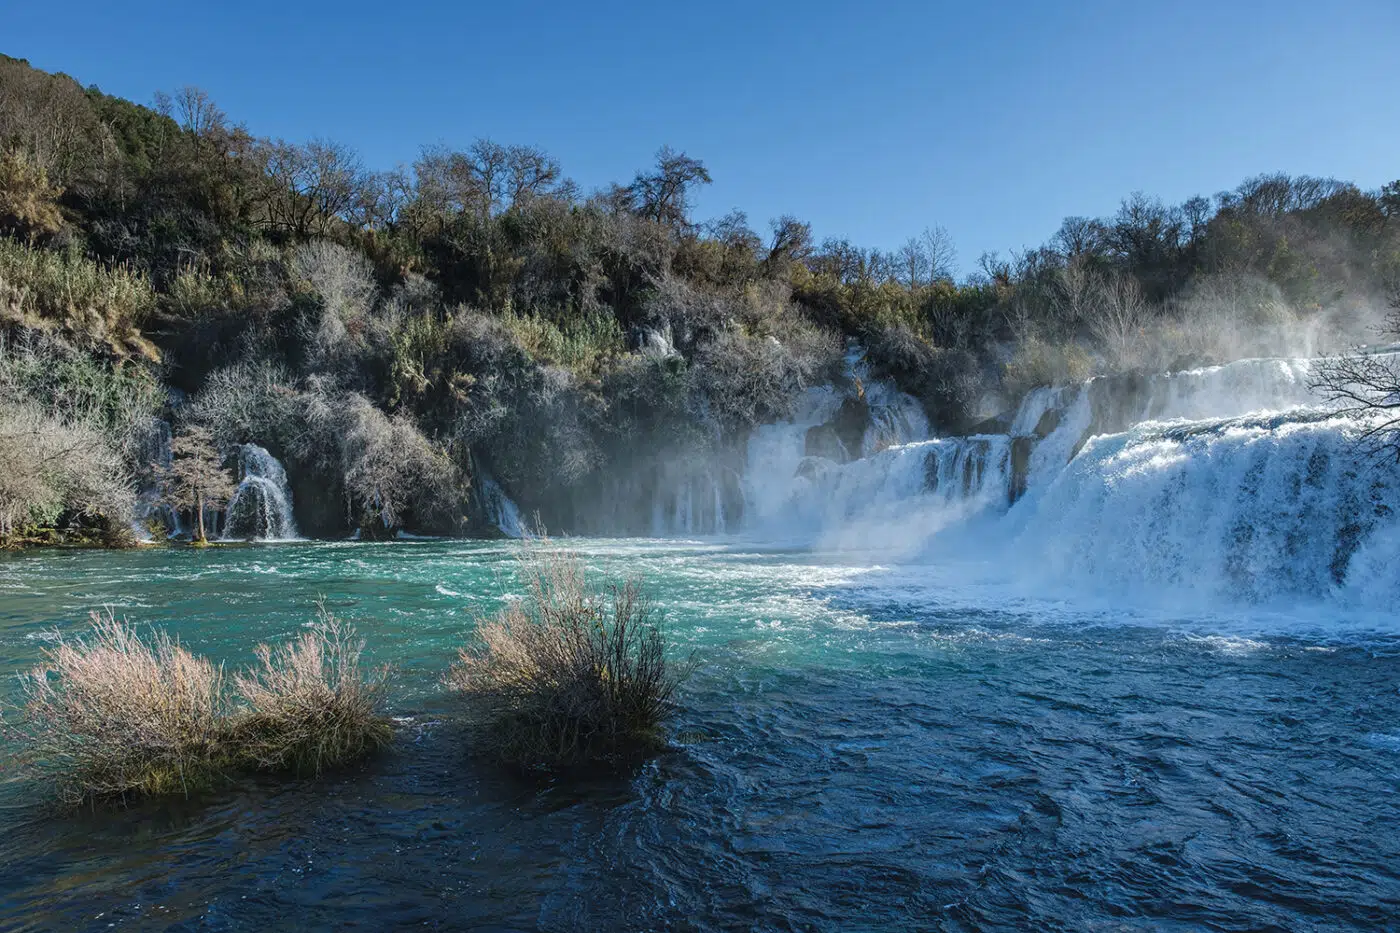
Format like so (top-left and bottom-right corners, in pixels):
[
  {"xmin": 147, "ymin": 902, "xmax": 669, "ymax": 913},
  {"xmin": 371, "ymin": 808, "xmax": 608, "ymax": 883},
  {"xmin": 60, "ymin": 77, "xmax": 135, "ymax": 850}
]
[{"xmin": 1, "ymin": 539, "xmax": 1398, "ymax": 931}]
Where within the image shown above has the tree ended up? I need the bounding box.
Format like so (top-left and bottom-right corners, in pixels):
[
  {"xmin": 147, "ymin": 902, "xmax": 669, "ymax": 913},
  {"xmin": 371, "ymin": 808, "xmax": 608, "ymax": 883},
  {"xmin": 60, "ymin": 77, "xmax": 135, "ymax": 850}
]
[
  {"xmin": 764, "ymin": 215, "xmax": 812, "ymax": 274},
  {"xmin": 256, "ymin": 138, "xmax": 367, "ymax": 237},
  {"xmin": 629, "ymin": 146, "xmax": 711, "ymax": 230},
  {"xmin": 1310, "ymin": 285, "xmax": 1400, "ymax": 461},
  {"xmin": 163, "ymin": 426, "xmax": 236, "ymax": 543},
  {"xmin": 0, "ymin": 147, "xmax": 64, "ymax": 240},
  {"xmin": 154, "ymin": 86, "xmax": 226, "ymax": 138},
  {"xmin": 1086, "ymin": 273, "xmax": 1150, "ymax": 366}
]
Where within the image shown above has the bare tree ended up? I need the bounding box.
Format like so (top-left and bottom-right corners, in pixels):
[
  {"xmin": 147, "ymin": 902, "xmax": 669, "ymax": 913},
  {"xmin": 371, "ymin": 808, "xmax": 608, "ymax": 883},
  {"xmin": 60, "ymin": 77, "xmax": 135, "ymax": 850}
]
[
  {"xmin": 257, "ymin": 139, "xmax": 367, "ymax": 237},
  {"xmin": 1087, "ymin": 273, "xmax": 1149, "ymax": 367},
  {"xmin": 504, "ymin": 144, "xmax": 562, "ymax": 208},
  {"xmin": 897, "ymin": 237, "xmax": 931, "ymax": 289},
  {"xmin": 921, "ymin": 226, "xmax": 957, "ymax": 282},
  {"xmin": 1311, "ymin": 287, "xmax": 1400, "ymax": 461},
  {"xmin": 0, "ymin": 59, "xmax": 107, "ymax": 184},
  {"xmin": 629, "ymin": 146, "xmax": 711, "ymax": 230},
  {"xmin": 155, "ymin": 86, "xmax": 226, "ymax": 137},
  {"xmin": 0, "ymin": 403, "xmax": 133, "ymax": 539},
  {"xmin": 163, "ymin": 426, "xmax": 236, "ymax": 543},
  {"xmin": 1048, "ymin": 257, "xmax": 1101, "ymax": 337}
]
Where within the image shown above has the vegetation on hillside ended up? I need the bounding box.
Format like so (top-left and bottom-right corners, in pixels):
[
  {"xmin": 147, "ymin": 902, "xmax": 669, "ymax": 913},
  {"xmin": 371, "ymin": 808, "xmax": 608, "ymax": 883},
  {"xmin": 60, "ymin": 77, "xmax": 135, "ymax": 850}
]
[{"xmin": 1, "ymin": 51, "xmax": 1397, "ymax": 540}]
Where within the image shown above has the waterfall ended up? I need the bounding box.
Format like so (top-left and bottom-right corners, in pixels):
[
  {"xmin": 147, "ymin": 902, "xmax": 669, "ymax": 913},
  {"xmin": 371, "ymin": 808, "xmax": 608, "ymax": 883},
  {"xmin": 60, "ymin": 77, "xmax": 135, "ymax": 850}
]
[
  {"xmin": 1014, "ymin": 408, "xmax": 1399, "ymax": 602},
  {"xmin": 710, "ymin": 351, "xmax": 1400, "ymax": 605},
  {"xmin": 222, "ymin": 444, "xmax": 299, "ymax": 541},
  {"xmin": 130, "ymin": 418, "xmax": 183, "ymax": 540},
  {"xmin": 479, "ymin": 476, "xmax": 527, "ymax": 539}
]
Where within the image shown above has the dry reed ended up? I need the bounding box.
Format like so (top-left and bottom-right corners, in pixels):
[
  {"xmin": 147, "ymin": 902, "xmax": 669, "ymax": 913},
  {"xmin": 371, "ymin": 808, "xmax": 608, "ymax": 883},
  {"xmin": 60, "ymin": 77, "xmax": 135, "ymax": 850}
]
[{"xmin": 447, "ymin": 543, "xmax": 688, "ymax": 771}]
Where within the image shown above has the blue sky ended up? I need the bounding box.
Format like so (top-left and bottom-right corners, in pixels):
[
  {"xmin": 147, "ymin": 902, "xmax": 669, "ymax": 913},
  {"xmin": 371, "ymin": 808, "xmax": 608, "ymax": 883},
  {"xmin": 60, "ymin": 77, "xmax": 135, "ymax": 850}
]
[{"xmin": 7, "ymin": 0, "xmax": 1398, "ymax": 273}]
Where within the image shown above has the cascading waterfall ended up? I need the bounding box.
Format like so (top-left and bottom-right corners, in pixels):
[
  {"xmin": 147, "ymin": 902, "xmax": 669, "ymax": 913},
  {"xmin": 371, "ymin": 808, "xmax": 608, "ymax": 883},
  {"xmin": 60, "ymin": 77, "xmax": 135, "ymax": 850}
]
[
  {"xmin": 479, "ymin": 476, "xmax": 527, "ymax": 539},
  {"xmin": 222, "ymin": 444, "xmax": 299, "ymax": 541},
  {"xmin": 1016, "ymin": 409, "xmax": 1398, "ymax": 602},
  {"xmin": 130, "ymin": 418, "xmax": 183, "ymax": 540},
  {"xmin": 719, "ymin": 352, "xmax": 1400, "ymax": 605}
]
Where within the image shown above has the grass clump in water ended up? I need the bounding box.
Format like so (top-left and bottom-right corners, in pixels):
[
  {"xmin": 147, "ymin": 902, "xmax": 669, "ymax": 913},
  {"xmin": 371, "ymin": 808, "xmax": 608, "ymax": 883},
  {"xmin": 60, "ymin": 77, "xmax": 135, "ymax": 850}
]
[
  {"xmin": 230, "ymin": 608, "xmax": 392, "ymax": 776},
  {"xmin": 14, "ymin": 611, "xmax": 232, "ymax": 805},
  {"xmin": 447, "ymin": 542, "xmax": 689, "ymax": 772},
  {"xmin": 7, "ymin": 609, "xmax": 393, "ymax": 807}
]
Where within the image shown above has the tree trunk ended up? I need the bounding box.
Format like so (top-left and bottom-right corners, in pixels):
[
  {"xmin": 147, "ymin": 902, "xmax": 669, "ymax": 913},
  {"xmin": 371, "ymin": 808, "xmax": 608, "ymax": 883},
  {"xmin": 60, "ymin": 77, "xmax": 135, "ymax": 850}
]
[{"xmin": 196, "ymin": 491, "xmax": 206, "ymax": 542}]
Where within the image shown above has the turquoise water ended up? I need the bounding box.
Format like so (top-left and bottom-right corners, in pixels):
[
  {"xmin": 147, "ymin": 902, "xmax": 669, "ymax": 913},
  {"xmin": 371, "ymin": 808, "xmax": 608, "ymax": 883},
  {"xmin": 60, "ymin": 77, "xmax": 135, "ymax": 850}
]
[{"xmin": 2, "ymin": 540, "xmax": 1399, "ymax": 930}]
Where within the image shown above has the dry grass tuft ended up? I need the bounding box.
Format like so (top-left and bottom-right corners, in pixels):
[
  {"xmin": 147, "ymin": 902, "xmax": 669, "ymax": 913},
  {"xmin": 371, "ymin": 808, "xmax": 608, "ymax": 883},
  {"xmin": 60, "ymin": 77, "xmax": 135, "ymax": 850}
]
[
  {"xmin": 447, "ymin": 542, "xmax": 689, "ymax": 771},
  {"xmin": 16, "ymin": 610, "xmax": 231, "ymax": 805},
  {"xmin": 6, "ymin": 607, "xmax": 394, "ymax": 808},
  {"xmin": 230, "ymin": 608, "xmax": 392, "ymax": 776}
]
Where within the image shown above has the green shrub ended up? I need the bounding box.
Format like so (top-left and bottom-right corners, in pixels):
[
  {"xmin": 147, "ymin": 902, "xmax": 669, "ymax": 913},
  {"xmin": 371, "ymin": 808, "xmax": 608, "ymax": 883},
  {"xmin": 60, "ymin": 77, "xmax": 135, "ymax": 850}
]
[
  {"xmin": 1002, "ymin": 336, "xmax": 1094, "ymax": 402},
  {"xmin": 447, "ymin": 543, "xmax": 688, "ymax": 771},
  {"xmin": 497, "ymin": 308, "xmax": 625, "ymax": 376}
]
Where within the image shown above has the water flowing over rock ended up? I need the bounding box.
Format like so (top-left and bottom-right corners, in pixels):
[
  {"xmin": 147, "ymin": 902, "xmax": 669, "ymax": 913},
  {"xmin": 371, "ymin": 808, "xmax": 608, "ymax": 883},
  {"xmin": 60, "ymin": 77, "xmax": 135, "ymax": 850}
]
[
  {"xmin": 479, "ymin": 476, "xmax": 527, "ymax": 539},
  {"xmin": 130, "ymin": 418, "xmax": 181, "ymax": 540},
  {"xmin": 701, "ymin": 352, "xmax": 1400, "ymax": 604},
  {"xmin": 222, "ymin": 445, "xmax": 299, "ymax": 541}
]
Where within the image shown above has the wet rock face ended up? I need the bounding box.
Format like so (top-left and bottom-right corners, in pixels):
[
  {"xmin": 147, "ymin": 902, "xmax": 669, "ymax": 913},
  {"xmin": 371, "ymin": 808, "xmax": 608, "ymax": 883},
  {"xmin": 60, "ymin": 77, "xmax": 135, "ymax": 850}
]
[
  {"xmin": 832, "ymin": 396, "xmax": 872, "ymax": 459},
  {"xmin": 1033, "ymin": 408, "xmax": 1062, "ymax": 439},
  {"xmin": 804, "ymin": 424, "xmax": 849, "ymax": 462},
  {"xmin": 1010, "ymin": 436, "xmax": 1036, "ymax": 505}
]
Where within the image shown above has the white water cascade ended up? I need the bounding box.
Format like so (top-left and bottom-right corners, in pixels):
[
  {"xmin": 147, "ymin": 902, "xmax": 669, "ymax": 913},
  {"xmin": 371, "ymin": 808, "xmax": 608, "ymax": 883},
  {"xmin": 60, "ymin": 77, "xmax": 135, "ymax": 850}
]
[
  {"xmin": 222, "ymin": 444, "xmax": 299, "ymax": 541},
  {"xmin": 722, "ymin": 353, "xmax": 1400, "ymax": 607},
  {"xmin": 479, "ymin": 476, "xmax": 527, "ymax": 539}
]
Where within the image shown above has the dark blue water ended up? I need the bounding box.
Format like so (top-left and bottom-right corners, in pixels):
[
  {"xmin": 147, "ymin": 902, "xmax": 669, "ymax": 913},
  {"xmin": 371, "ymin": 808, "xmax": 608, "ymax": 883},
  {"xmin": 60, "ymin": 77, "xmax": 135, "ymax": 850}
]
[{"xmin": 1, "ymin": 541, "xmax": 1398, "ymax": 930}]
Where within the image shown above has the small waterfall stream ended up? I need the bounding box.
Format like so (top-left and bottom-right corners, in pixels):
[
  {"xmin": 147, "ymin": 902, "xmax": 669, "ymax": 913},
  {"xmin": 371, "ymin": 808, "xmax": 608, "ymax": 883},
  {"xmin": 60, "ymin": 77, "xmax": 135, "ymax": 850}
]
[{"xmin": 222, "ymin": 444, "xmax": 299, "ymax": 541}]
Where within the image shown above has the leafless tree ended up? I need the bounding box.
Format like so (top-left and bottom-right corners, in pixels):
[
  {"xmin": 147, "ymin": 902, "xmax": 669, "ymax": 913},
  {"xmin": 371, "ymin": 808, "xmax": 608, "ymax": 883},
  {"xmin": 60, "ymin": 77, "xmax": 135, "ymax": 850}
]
[
  {"xmin": 921, "ymin": 226, "xmax": 957, "ymax": 282},
  {"xmin": 0, "ymin": 59, "xmax": 108, "ymax": 184},
  {"xmin": 1311, "ymin": 288, "xmax": 1400, "ymax": 461},
  {"xmin": 629, "ymin": 146, "xmax": 711, "ymax": 230},
  {"xmin": 155, "ymin": 86, "xmax": 226, "ymax": 137},
  {"xmin": 1086, "ymin": 273, "xmax": 1150, "ymax": 367},
  {"xmin": 290, "ymin": 240, "xmax": 380, "ymax": 362},
  {"xmin": 897, "ymin": 237, "xmax": 931, "ymax": 289},
  {"xmin": 1047, "ymin": 257, "xmax": 1101, "ymax": 337},
  {"xmin": 163, "ymin": 426, "xmax": 236, "ymax": 542},
  {"xmin": 0, "ymin": 402, "xmax": 133, "ymax": 539},
  {"xmin": 257, "ymin": 139, "xmax": 367, "ymax": 237}
]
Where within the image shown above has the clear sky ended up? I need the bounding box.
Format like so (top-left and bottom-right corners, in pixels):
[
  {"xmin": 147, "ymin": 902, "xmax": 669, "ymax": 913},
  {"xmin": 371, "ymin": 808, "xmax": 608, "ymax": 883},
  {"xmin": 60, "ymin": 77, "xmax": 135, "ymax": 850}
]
[{"xmin": 6, "ymin": 0, "xmax": 1398, "ymax": 273}]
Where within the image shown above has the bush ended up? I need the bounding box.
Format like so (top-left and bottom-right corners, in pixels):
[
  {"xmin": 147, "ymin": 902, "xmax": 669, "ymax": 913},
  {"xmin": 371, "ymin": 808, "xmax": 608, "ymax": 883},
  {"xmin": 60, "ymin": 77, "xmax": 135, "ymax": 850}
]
[
  {"xmin": 6, "ymin": 609, "xmax": 393, "ymax": 806},
  {"xmin": 0, "ymin": 401, "xmax": 135, "ymax": 542},
  {"xmin": 863, "ymin": 323, "xmax": 984, "ymax": 432},
  {"xmin": 230, "ymin": 608, "xmax": 392, "ymax": 776},
  {"xmin": 0, "ymin": 333, "xmax": 164, "ymax": 461},
  {"xmin": 447, "ymin": 543, "xmax": 688, "ymax": 771},
  {"xmin": 497, "ymin": 308, "xmax": 625, "ymax": 376},
  {"xmin": 1002, "ymin": 336, "xmax": 1094, "ymax": 402},
  {"xmin": 0, "ymin": 238, "xmax": 157, "ymax": 359},
  {"xmin": 15, "ymin": 611, "xmax": 232, "ymax": 804}
]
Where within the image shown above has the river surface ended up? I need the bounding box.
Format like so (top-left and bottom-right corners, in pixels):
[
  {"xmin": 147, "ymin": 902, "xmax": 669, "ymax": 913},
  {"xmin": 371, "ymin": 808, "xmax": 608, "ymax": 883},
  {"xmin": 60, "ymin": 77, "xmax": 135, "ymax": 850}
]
[{"xmin": 1, "ymin": 539, "xmax": 1398, "ymax": 931}]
